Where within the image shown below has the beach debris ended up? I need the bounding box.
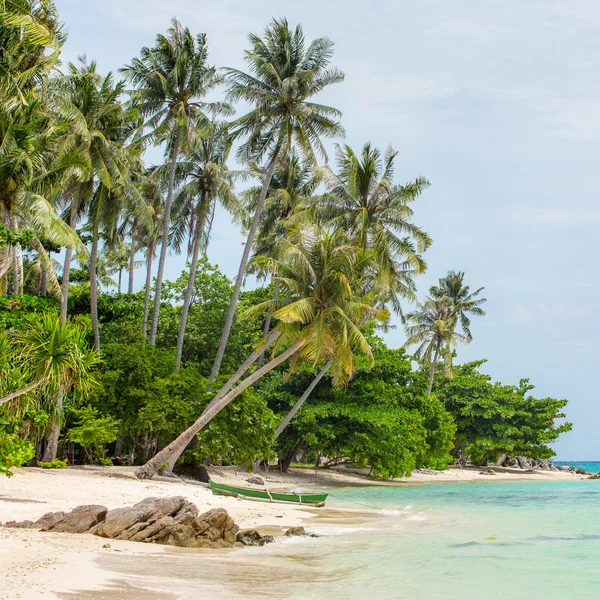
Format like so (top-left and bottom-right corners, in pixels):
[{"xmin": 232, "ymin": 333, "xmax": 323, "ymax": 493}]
[
  {"xmin": 102, "ymin": 543, "xmax": 111, "ymax": 548},
  {"xmin": 2, "ymin": 496, "xmax": 241, "ymax": 549},
  {"xmin": 246, "ymin": 476, "xmax": 265, "ymax": 486},
  {"xmin": 236, "ymin": 528, "xmax": 274, "ymax": 546}
]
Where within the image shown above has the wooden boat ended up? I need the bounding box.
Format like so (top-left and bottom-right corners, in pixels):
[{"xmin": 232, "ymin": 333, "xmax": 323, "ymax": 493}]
[{"xmin": 209, "ymin": 480, "xmax": 328, "ymax": 507}]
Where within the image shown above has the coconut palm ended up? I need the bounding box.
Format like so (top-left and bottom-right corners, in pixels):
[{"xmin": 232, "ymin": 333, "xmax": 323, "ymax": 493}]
[
  {"xmin": 169, "ymin": 119, "xmax": 238, "ymax": 370},
  {"xmin": 48, "ymin": 59, "xmax": 135, "ymax": 321},
  {"xmin": 429, "ymin": 270, "xmax": 487, "ymax": 342},
  {"xmin": 318, "ymin": 143, "xmax": 431, "ymax": 312},
  {"xmin": 122, "ymin": 19, "xmax": 224, "ymax": 345},
  {"xmin": 208, "ymin": 17, "xmax": 345, "ymax": 384},
  {"xmin": 135, "ymin": 224, "xmax": 388, "ymax": 479}
]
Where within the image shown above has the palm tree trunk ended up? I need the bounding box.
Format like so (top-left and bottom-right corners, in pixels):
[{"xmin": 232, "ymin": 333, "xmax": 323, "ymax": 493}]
[
  {"xmin": 427, "ymin": 347, "xmax": 440, "ymax": 396},
  {"xmin": 142, "ymin": 238, "xmax": 154, "ymax": 339},
  {"xmin": 128, "ymin": 222, "xmax": 137, "ymax": 294},
  {"xmin": 163, "ymin": 329, "xmax": 281, "ymax": 472},
  {"xmin": 149, "ymin": 132, "xmax": 180, "ymax": 345},
  {"xmin": 10, "ymin": 215, "xmax": 21, "ymax": 295},
  {"xmin": 42, "ymin": 390, "xmax": 64, "ymax": 462},
  {"xmin": 135, "ymin": 339, "xmax": 301, "ymax": 479},
  {"xmin": 208, "ymin": 145, "xmax": 281, "ymax": 385},
  {"xmin": 40, "ymin": 264, "xmax": 47, "ymax": 296},
  {"xmin": 256, "ymin": 280, "xmax": 279, "ymax": 370},
  {"xmin": 90, "ymin": 211, "xmax": 101, "ymax": 353},
  {"xmin": 274, "ymin": 359, "xmax": 332, "ymax": 440},
  {"xmin": 175, "ymin": 204, "xmax": 207, "ymax": 371},
  {"xmin": 0, "ymin": 377, "xmax": 45, "ymax": 406},
  {"xmin": 60, "ymin": 198, "xmax": 79, "ymax": 323},
  {"xmin": 118, "ymin": 268, "xmax": 122, "ymax": 294}
]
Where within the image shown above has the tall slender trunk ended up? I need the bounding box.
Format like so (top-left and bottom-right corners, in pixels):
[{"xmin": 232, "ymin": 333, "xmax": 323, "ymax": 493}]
[
  {"xmin": 90, "ymin": 210, "xmax": 101, "ymax": 353},
  {"xmin": 164, "ymin": 329, "xmax": 281, "ymax": 472},
  {"xmin": 274, "ymin": 359, "xmax": 332, "ymax": 440},
  {"xmin": 128, "ymin": 221, "xmax": 137, "ymax": 294},
  {"xmin": 135, "ymin": 339, "xmax": 301, "ymax": 479},
  {"xmin": 10, "ymin": 214, "xmax": 21, "ymax": 295},
  {"xmin": 42, "ymin": 390, "xmax": 64, "ymax": 462},
  {"xmin": 175, "ymin": 201, "xmax": 208, "ymax": 371},
  {"xmin": 117, "ymin": 268, "xmax": 122, "ymax": 294},
  {"xmin": 208, "ymin": 145, "xmax": 281, "ymax": 385},
  {"xmin": 427, "ymin": 346, "xmax": 440, "ymax": 396},
  {"xmin": 149, "ymin": 132, "xmax": 180, "ymax": 345},
  {"xmin": 60, "ymin": 198, "xmax": 79, "ymax": 323},
  {"xmin": 142, "ymin": 238, "xmax": 154, "ymax": 339},
  {"xmin": 40, "ymin": 264, "xmax": 47, "ymax": 296},
  {"xmin": 257, "ymin": 280, "xmax": 279, "ymax": 370}
]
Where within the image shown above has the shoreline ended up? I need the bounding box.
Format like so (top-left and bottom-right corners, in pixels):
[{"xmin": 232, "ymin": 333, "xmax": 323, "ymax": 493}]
[{"xmin": 0, "ymin": 465, "xmax": 587, "ymax": 599}]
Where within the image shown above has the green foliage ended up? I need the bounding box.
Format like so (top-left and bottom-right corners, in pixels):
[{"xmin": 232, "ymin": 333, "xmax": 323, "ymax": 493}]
[
  {"xmin": 0, "ymin": 418, "xmax": 35, "ymax": 477},
  {"xmin": 65, "ymin": 406, "xmax": 120, "ymax": 464},
  {"xmin": 38, "ymin": 458, "xmax": 68, "ymax": 469},
  {"xmin": 267, "ymin": 345, "xmax": 455, "ymax": 478},
  {"xmin": 0, "ymin": 294, "xmax": 59, "ymax": 330},
  {"xmin": 0, "ymin": 225, "xmax": 33, "ymax": 248},
  {"xmin": 436, "ymin": 361, "xmax": 572, "ymax": 465}
]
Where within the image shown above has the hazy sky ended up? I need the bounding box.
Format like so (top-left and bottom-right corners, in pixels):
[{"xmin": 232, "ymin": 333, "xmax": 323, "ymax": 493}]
[{"xmin": 54, "ymin": 0, "xmax": 600, "ymax": 459}]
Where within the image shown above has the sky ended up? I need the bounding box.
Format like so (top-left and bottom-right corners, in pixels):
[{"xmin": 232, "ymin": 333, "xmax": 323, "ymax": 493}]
[{"xmin": 54, "ymin": 0, "xmax": 600, "ymax": 460}]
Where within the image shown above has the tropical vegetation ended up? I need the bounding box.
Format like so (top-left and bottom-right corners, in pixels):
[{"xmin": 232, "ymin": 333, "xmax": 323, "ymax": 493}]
[{"xmin": 0, "ymin": 3, "xmax": 571, "ymax": 478}]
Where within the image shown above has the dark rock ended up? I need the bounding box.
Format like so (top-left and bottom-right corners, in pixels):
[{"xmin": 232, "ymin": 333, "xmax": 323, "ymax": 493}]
[
  {"xmin": 44, "ymin": 505, "xmax": 107, "ymax": 533},
  {"xmin": 575, "ymin": 467, "xmax": 587, "ymax": 475},
  {"xmin": 496, "ymin": 454, "xmax": 508, "ymax": 467},
  {"xmin": 588, "ymin": 473, "xmax": 600, "ymax": 479},
  {"xmin": 102, "ymin": 543, "xmax": 111, "ymax": 548},
  {"xmin": 34, "ymin": 511, "xmax": 66, "ymax": 530},
  {"xmin": 246, "ymin": 476, "xmax": 265, "ymax": 486},
  {"xmin": 236, "ymin": 528, "xmax": 273, "ymax": 546},
  {"xmin": 479, "ymin": 470, "xmax": 496, "ymax": 475},
  {"xmin": 516, "ymin": 456, "xmax": 531, "ymax": 469},
  {"xmin": 3, "ymin": 520, "xmax": 34, "ymax": 529},
  {"xmin": 507, "ymin": 457, "xmax": 520, "ymax": 468},
  {"xmin": 285, "ymin": 526, "xmax": 307, "ymax": 537},
  {"xmin": 172, "ymin": 464, "xmax": 210, "ymax": 483}
]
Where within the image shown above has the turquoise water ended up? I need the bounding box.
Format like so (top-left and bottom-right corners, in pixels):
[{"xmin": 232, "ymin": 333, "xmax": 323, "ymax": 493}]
[
  {"xmin": 84, "ymin": 479, "xmax": 600, "ymax": 599},
  {"xmin": 556, "ymin": 461, "xmax": 600, "ymax": 473},
  {"xmin": 275, "ymin": 480, "xmax": 600, "ymax": 599}
]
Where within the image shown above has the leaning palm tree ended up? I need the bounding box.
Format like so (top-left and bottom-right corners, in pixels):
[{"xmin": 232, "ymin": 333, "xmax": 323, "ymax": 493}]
[
  {"xmin": 208, "ymin": 17, "xmax": 345, "ymax": 384},
  {"xmin": 122, "ymin": 19, "xmax": 223, "ymax": 345},
  {"xmin": 135, "ymin": 224, "xmax": 388, "ymax": 479},
  {"xmin": 170, "ymin": 119, "xmax": 238, "ymax": 370}
]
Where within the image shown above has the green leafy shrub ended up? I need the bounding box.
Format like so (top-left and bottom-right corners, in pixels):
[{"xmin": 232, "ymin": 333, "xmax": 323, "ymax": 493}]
[
  {"xmin": 0, "ymin": 419, "xmax": 35, "ymax": 477},
  {"xmin": 65, "ymin": 406, "xmax": 120, "ymax": 464},
  {"xmin": 38, "ymin": 458, "xmax": 68, "ymax": 469}
]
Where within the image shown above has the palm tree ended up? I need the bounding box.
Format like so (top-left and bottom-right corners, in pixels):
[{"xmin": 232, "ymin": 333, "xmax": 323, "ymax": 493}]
[
  {"xmin": 319, "ymin": 143, "xmax": 431, "ymax": 312},
  {"xmin": 272, "ymin": 144, "xmax": 432, "ymax": 436},
  {"xmin": 135, "ymin": 224, "xmax": 388, "ymax": 479},
  {"xmin": 122, "ymin": 19, "xmax": 223, "ymax": 345},
  {"xmin": 208, "ymin": 17, "xmax": 345, "ymax": 384},
  {"xmin": 429, "ymin": 271, "xmax": 487, "ymax": 341},
  {"xmin": 170, "ymin": 119, "xmax": 237, "ymax": 370},
  {"xmin": 49, "ymin": 59, "xmax": 134, "ymax": 321},
  {"xmin": 404, "ymin": 272, "xmax": 486, "ymax": 396}
]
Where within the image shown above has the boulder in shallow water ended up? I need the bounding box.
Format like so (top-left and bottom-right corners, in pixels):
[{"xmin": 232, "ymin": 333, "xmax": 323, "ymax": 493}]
[{"xmin": 236, "ymin": 528, "xmax": 274, "ymax": 546}]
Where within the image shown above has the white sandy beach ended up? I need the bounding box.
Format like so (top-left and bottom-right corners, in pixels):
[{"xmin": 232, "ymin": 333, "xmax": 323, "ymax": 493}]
[{"xmin": 0, "ymin": 466, "xmax": 585, "ymax": 599}]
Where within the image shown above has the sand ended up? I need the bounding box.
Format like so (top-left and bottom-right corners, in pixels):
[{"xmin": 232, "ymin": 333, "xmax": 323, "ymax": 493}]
[{"xmin": 0, "ymin": 465, "xmax": 584, "ymax": 599}]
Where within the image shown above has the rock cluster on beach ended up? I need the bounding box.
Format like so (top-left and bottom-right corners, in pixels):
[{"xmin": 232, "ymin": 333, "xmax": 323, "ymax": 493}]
[
  {"xmin": 1, "ymin": 496, "xmax": 275, "ymax": 549},
  {"xmin": 495, "ymin": 455, "xmax": 588, "ymax": 475}
]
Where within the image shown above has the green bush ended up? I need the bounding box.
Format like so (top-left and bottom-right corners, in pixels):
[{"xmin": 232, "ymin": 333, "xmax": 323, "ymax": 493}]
[
  {"xmin": 0, "ymin": 419, "xmax": 35, "ymax": 477},
  {"xmin": 38, "ymin": 458, "xmax": 68, "ymax": 469}
]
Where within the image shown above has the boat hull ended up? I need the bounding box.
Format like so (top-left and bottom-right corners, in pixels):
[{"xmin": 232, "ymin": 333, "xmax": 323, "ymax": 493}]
[{"xmin": 209, "ymin": 481, "xmax": 328, "ymax": 506}]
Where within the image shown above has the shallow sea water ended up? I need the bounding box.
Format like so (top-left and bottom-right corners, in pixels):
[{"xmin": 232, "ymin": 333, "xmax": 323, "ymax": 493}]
[{"xmin": 65, "ymin": 479, "xmax": 600, "ymax": 599}]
